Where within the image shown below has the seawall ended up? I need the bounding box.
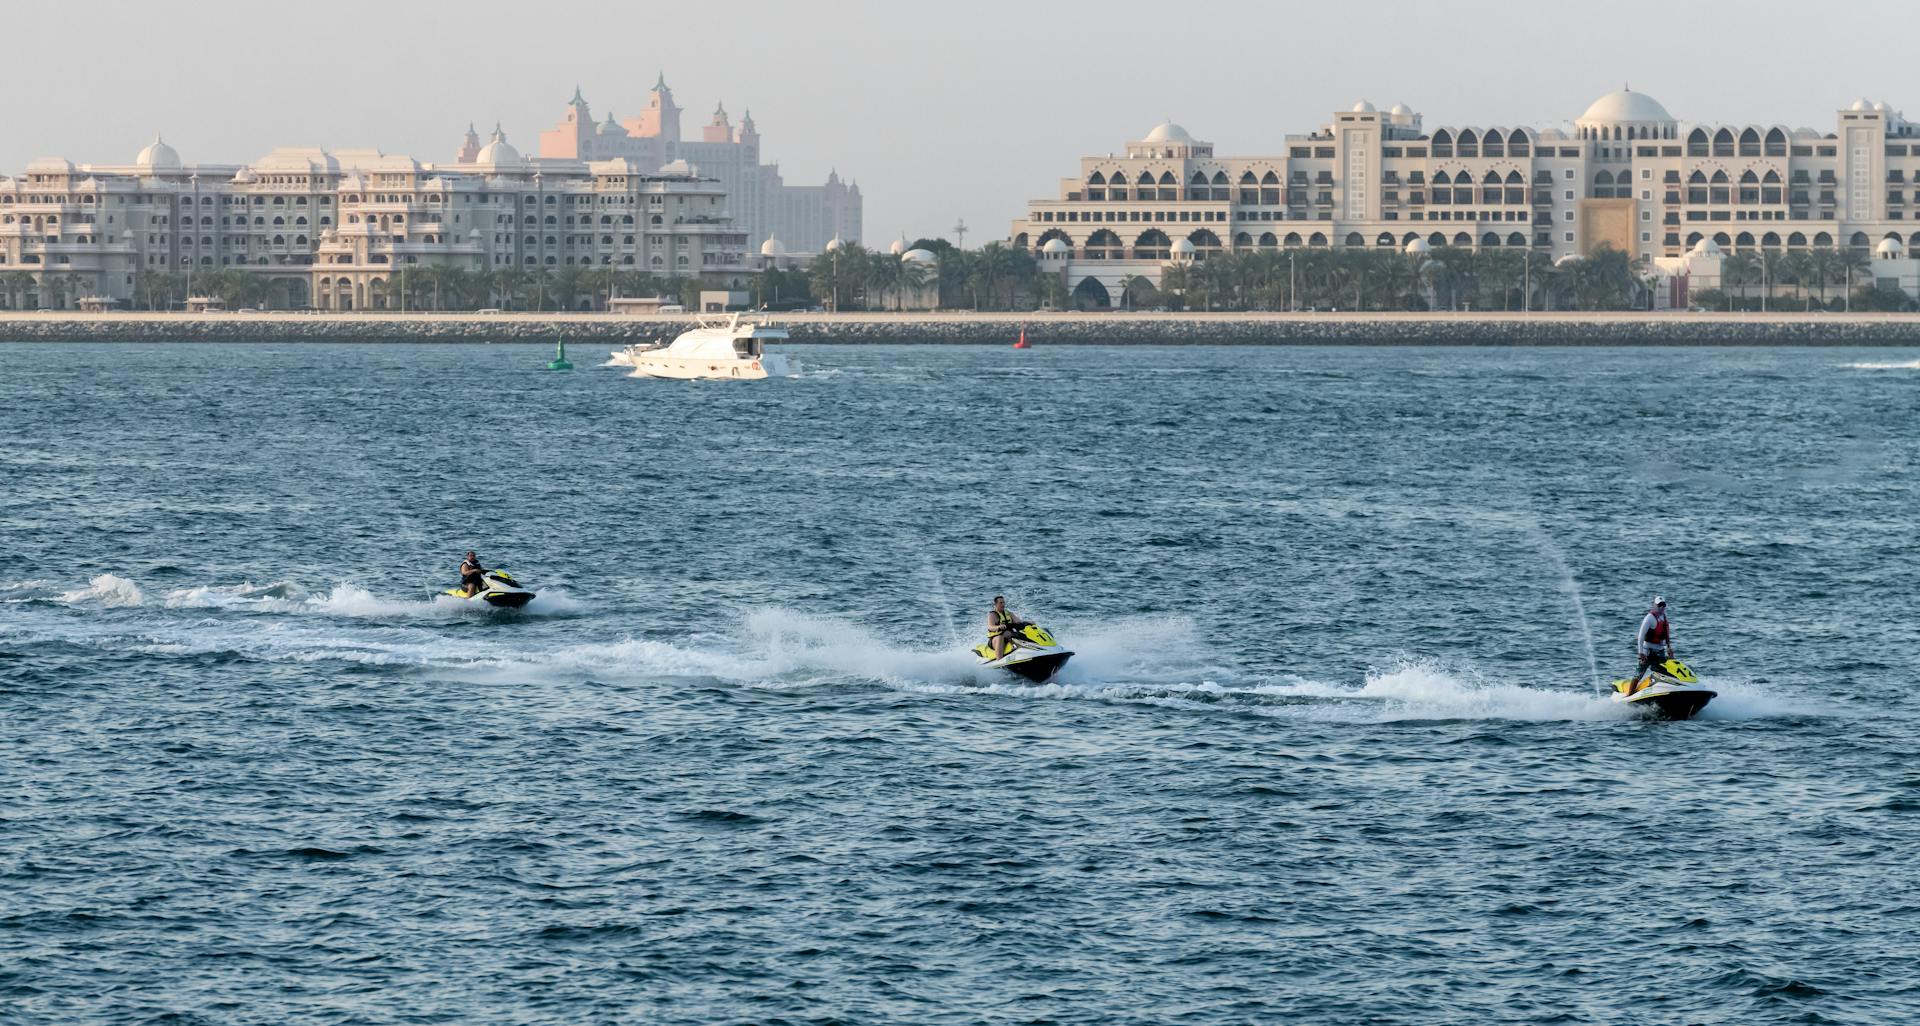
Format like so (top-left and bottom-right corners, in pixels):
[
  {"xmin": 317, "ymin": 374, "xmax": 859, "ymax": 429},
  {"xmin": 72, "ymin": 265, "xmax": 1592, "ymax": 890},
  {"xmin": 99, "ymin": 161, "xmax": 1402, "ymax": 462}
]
[{"xmin": 2, "ymin": 311, "xmax": 1918, "ymax": 345}]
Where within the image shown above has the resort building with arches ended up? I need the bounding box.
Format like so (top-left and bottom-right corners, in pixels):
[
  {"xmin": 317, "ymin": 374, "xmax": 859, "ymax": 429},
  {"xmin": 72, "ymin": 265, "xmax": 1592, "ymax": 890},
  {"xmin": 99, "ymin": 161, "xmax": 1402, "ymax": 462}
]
[
  {"xmin": 1009, "ymin": 90, "xmax": 1920, "ymax": 307},
  {"xmin": 0, "ymin": 130, "xmax": 752, "ymax": 310}
]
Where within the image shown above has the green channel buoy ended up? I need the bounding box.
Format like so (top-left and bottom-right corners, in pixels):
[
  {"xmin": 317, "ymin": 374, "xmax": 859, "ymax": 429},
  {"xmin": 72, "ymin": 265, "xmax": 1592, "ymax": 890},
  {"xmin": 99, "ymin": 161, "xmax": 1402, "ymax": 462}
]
[{"xmin": 547, "ymin": 337, "xmax": 573, "ymax": 371}]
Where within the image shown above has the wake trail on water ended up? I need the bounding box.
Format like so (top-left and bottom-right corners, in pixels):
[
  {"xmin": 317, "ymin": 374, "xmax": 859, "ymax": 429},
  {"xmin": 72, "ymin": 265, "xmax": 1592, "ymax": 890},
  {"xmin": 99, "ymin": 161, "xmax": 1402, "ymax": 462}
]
[
  {"xmin": 1837, "ymin": 359, "xmax": 1920, "ymax": 370},
  {"xmin": 29, "ymin": 574, "xmax": 584, "ymax": 619},
  {"xmin": 8, "ymin": 583, "xmax": 1820, "ymax": 724}
]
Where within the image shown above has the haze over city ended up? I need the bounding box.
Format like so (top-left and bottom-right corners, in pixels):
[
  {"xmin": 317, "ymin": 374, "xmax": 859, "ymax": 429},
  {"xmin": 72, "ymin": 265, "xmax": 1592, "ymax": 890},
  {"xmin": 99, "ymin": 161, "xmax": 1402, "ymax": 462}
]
[{"xmin": 8, "ymin": 0, "xmax": 1919, "ymax": 246}]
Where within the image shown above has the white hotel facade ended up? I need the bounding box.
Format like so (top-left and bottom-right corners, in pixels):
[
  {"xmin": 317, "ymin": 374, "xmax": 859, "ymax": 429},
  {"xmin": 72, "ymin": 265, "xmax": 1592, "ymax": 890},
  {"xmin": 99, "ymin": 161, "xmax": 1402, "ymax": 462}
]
[
  {"xmin": 0, "ymin": 129, "xmax": 751, "ymax": 310},
  {"xmin": 1011, "ymin": 90, "xmax": 1920, "ymax": 306}
]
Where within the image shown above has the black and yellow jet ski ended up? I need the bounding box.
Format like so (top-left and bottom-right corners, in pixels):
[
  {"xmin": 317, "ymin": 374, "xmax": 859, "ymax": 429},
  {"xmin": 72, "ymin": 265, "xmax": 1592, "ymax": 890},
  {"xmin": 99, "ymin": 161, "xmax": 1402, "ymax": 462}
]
[
  {"xmin": 443, "ymin": 569, "xmax": 536, "ymax": 609},
  {"xmin": 1611, "ymin": 658, "xmax": 1715, "ymax": 720},
  {"xmin": 973, "ymin": 623, "xmax": 1073, "ymax": 683}
]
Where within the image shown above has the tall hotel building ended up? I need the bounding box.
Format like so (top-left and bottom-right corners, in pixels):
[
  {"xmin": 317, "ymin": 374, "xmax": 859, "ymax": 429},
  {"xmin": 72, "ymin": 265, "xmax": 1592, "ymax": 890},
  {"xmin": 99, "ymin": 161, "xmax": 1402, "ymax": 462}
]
[
  {"xmin": 1011, "ymin": 90, "xmax": 1920, "ymax": 303},
  {"xmin": 0, "ymin": 76, "xmax": 860, "ymax": 311},
  {"xmin": 533, "ymin": 76, "xmax": 862, "ymax": 252}
]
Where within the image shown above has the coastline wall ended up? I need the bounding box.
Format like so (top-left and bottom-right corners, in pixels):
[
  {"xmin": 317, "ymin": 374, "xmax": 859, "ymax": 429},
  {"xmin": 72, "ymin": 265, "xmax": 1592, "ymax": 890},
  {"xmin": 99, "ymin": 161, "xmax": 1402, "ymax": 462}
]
[{"xmin": 2, "ymin": 312, "xmax": 1918, "ymax": 345}]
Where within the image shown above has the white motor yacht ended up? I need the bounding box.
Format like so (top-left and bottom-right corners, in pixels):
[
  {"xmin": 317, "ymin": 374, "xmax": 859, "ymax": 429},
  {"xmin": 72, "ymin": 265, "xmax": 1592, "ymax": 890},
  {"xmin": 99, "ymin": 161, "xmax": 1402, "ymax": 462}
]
[{"xmin": 617, "ymin": 314, "xmax": 793, "ymax": 380}]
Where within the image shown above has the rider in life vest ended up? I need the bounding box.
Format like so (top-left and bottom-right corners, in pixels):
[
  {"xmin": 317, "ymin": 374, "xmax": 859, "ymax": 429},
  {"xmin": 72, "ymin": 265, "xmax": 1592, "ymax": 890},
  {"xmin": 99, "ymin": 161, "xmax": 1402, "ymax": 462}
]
[
  {"xmin": 1627, "ymin": 596, "xmax": 1675, "ymax": 690},
  {"xmin": 987, "ymin": 595, "xmax": 1033, "ymax": 660}
]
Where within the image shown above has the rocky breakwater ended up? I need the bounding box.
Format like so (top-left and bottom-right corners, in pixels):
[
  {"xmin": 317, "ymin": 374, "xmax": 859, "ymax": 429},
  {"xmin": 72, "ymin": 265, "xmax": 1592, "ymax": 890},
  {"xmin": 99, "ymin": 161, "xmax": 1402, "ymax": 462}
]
[{"xmin": 2, "ymin": 312, "xmax": 1917, "ymax": 345}]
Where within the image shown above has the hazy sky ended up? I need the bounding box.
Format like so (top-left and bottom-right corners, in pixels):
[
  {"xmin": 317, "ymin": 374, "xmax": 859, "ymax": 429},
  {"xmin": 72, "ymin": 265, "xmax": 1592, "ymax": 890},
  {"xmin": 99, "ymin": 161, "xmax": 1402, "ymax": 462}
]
[{"xmin": 8, "ymin": 0, "xmax": 1919, "ymax": 246}]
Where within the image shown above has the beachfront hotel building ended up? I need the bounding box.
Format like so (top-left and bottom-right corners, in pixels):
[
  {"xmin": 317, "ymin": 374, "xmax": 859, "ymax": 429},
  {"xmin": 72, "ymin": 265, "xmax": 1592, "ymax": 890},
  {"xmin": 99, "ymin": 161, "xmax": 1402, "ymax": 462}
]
[
  {"xmin": 0, "ymin": 129, "xmax": 753, "ymax": 310},
  {"xmin": 1011, "ymin": 90, "xmax": 1920, "ymax": 306},
  {"xmin": 531, "ymin": 76, "xmax": 862, "ymax": 252}
]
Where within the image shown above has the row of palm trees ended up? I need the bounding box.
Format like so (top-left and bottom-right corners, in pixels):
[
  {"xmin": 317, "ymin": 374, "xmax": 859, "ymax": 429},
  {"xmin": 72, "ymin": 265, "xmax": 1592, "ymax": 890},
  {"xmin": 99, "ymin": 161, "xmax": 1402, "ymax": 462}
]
[
  {"xmin": 1140, "ymin": 245, "xmax": 1643, "ymax": 312},
  {"xmin": 1711, "ymin": 248, "xmax": 1884, "ymax": 310},
  {"xmin": 803, "ymin": 241, "xmax": 1049, "ymax": 311}
]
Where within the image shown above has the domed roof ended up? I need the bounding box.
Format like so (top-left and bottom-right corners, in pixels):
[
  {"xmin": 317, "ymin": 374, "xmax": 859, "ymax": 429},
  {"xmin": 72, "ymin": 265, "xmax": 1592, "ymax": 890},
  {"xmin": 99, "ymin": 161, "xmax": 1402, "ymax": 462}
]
[
  {"xmin": 760, "ymin": 236, "xmax": 786, "ymax": 256},
  {"xmin": 1389, "ymin": 103, "xmax": 1413, "ymax": 117},
  {"xmin": 1874, "ymin": 236, "xmax": 1905, "ymax": 258},
  {"xmin": 1351, "ymin": 100, "xmax": 1376, "ymax": 113},
  {"xmin": 889, "ymin": 234, "xmax": 908, "ymax": 255},
  {"xmin": 474, "ymin": 126, "xmax": 521, "ymax": 165},
  {"xmin": 596, "ymin": 114, "xmax": 628, "ymax": 137},
  {"xmin": 1578, "ymin": 88, "xmax": 1675, "ymax": 125},
  {"xmin": 1690, "ymin": 237, "xmax": 1722, "ymax": 257},
  {"xmin": 231, "ymin": 168, "xmax": 258, "ymax": 184},
  {"xmin": 1850, "ymin": 98, "xmax": 1872, "ymax": 112},
  {"xmin": 136, "ymin": 133, "xmax": 181, "ymax": 170},
  {"xmin": 1403, "ymin": 237, "xmax": 1432, "ymax": 255},
  {"xmin": 1040, "ymin": 237, "xmax": 1070, "ymax": 255},
  {"xmin": 1872, "ymin": 101, "xmax": 1890, "ymax": 113},
  {"xmin": 901, "ymin": 248, "xmax": 937, "ymax": 264},
  {"xmin": 1170, "ymin": 238, "xmax": 1196, "ymax": 256},
  {"xmin": 824, "ymin": 235, "xmax": 844, "ymax": 252},
  {"xmin": 1143, "ymin": 121, "xmax": 1193, "ymax": 143}
]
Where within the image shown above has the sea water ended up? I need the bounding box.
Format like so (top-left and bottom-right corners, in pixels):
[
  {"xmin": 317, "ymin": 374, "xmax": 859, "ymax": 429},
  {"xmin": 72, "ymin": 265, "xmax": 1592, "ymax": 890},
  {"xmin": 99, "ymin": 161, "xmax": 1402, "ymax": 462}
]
[{"xmin": 1, "ymin": 343, "xmax": 1916, "ymax": 1024}]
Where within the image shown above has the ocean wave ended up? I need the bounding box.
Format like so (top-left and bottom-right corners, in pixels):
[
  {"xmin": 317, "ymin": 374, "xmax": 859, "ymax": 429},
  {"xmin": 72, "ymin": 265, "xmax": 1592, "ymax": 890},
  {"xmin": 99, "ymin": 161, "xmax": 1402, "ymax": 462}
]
[
  {"xmin": 1836, "ymin": 360, "xmax": 1920, "ymax": 370},
  {"xmin": 57, "ymin": 574, "xmax": 146, "ymax": 608}
]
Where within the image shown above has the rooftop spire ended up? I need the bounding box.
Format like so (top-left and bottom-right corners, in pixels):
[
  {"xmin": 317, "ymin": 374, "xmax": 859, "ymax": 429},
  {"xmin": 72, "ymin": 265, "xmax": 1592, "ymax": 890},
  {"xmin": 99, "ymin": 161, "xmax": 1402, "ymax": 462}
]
[
  {"xmin": 570, "ymin": 84, "xmax": 586, "ymax": 105},
  {"xmin": 654, "ymin": 70, "xmax": 668, "ymax": 91}
]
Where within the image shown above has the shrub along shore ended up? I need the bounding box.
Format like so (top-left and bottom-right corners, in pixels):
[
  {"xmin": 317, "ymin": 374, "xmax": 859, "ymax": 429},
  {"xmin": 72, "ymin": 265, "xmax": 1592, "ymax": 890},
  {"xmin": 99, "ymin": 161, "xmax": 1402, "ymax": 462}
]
[{"xmin": 1, "ymin": 311, "xmax": 1917, "ymax": 346}]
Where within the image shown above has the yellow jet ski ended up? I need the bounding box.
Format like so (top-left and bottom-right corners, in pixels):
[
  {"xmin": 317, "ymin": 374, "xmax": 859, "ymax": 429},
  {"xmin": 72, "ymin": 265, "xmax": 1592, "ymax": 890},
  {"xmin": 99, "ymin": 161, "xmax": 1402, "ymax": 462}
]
[
  {"xmin": 443, "ymin": 569, "xmax": 536, "ymax": 609},
  {"xmin": 1611, "ymin": 658, "xmax": 1715, "ymax": 719},
  {"xmin": 973, "ymin": 623, "xmax": 1073, "ymax": 683}
]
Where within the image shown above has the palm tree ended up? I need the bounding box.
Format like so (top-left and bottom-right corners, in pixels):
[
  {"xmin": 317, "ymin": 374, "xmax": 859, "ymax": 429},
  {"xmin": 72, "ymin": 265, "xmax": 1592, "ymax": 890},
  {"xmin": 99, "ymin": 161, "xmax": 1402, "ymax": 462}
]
[
  {"xmin": 577, "ymin": 267, "xmax": 613, "ymax": 311},
  {"xmin": 1835, "ymin": 247, "xmax": 1871, "ymax": 312},
  {"xmin": 1774, "ymin": 251, "xmax": 1813, "ymax": 311},
  {"xmin": 1720, "ymin": 253, "xmax": 1758, "ymax": 309},
  {"xmin": 890, "ymin": 255, "xmax": 932, "ymax": 310},
  {"xmin": 1117, "ymin": 273, "xmax": 1154, "ymax": 311}
]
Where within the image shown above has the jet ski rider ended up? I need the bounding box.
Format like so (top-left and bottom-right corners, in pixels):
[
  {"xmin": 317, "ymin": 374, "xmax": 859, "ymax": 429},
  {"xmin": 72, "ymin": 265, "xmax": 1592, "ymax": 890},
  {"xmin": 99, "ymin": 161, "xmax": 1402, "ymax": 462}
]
[
  {"xmin": 1626, "ymin": 596, "xmax": 1674, "ymax": 690},
  {"xmin": 459, "ymin": 551, "xmax": 487, "ymax": 598},
  {"xmin": 987, "ymin": 595, "xmax": 1032, "ymax": 660}
]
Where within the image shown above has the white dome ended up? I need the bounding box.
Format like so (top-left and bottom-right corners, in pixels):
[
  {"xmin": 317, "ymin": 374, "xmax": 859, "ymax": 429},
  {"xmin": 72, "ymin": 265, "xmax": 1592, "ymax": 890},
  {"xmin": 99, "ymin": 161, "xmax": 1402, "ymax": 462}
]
[
  {"xmin": 1577, "ymin": 89, "xmax": 1675, "ymax": 125},
  {"xmin": 1872, "ymin": 101, "xmax": 1890, "ymax": 113},
  {"xmin": 760, "ymin": 236, "xmax": 786, "ymax": 256},
  {"xmin": 1143, "ymin": 121, "xmax": 1193, "ymax": 143},
  {"xmin": 1691, "ymin": 238, "xmax": 1723, "ymax": 257},
  {"xmin": 1874, "ymin": 236, "xmax": 1905, "ymax": 258},
  {"xmin": 136, "ymin": 133, "xmax": 181, "ymax": 170},
  {"xmin": 1555, "ymin": 253, "xmax": 1586, "ymax": 267},
  {"xmin": 230, "ymin": 168, "xmax": 258, "ymax": 184},
  {"xmin": 889, "ymin": 234, "xmax": 907, "ymax": 255},
  {"xmin": 1403, "ymin": 238, "xmax": 1432, "ymax": 255},
  {"xmin": 474, "ymin": 128, "xmax": 521, "ymax": 165},
  {"xmin": 901, "ymin": 248, "xmax": 937, "ymax": 264},
  {"xmin": 1040, "ymin": 238, "xmax": 1070, "ymax": 256},
  {"xmin": 1389, "ymin": 103, "xmax": 1413, "ymax": 117},
  {"xmin": 1170, "ymin": 238, "xmax": 1196, "ymax": 256},
  {"xmin": 1351, "ymin": 100, "xmax": 1376, "ymax": 113},
  {"xmin": 824, "ymin": 235, "xmax": 844, "ymax": 252},
  {"xmin": 1850, "ymin": 98, "xmax": 1871, "ymax": 112}
]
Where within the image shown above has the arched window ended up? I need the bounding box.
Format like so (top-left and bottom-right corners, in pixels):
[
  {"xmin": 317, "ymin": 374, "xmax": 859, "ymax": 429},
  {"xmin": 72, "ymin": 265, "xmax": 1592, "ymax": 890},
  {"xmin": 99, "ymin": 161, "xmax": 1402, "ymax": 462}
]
[
  {"xmin": 1483, "ymin": 130, "xmax": 1505, "ymax": 158},
  {"xmin": 1085, "ymin": 229, "xmax": 1122, "ymax": 259},
  {"xmin": 1508, "ymin": 129, "xmax": 1531, "ymax": 157},
  {"xmin": 1087, "ymin": 171, "xmax": 1106, "ymax": 186},
  {"xmin": 1738, "ymin": 128, "xmax": 1760, "ymax": 157},
  {"xmin": 1375, "ymin": 232, "xmax": 1395, "ymax": 247},
  {"xmin": 1761, "ymin": 232, "xmax": 1781, "ymax": 248},
  {"xmin": 1258, "ymin": 232, "xmax": 1278, "ymax": 247},
  {"xmin": 1764, "ymin": 128, "xmax": 1787, "ymax": 157},
  {"xmin": 1308, "ymin": 232, "xmax": 1328, "ymax": 247},
  {"xmin": 1481, "ymin": 232, "xmax": 1501, "ymax": 248},
  {"xmin": 1134, "ymin": 228, "xmax": 1171, "ymax": 260},
  {"xmin": 1507, "ymin": 232, "xmax": 1527, "ymax": 247},
  {"xmin": 1687, "ymin": 128, "xmax": 1709, "ymax": 157},
  {"xmin": 1345, "ymin": 232, "xmax": 1366, "ymax": 247},
  {"xmin": 1735, "ymin": 231, "xmax": 1755, "ymax": 248},
  {"xmin": 1788, "ymin": 231, "xmax": 1808, "ymax": 248},
  {"xmin": 1713, "ymin": 232, "xmax": 1732, "ymax": 247},
  {"xmin": 1686, "ymin": 232, "xmax": 1704, "ymax": 247},
  {"xmin": 1188, "ymin": 229, "xmax": 1222, "ymax": 257},
  {"xmin": 1233, "ymin": 231, "xmax": 1252, "ymax": 247},
  {"xmin": 1849, "ymin": 231, "xmax": 1870, "ymax": 250},
  {"xmin": 1457, "ymin": 129, "xmax": 1479, "ymax": 158},
  {"xmin": 1428, "ymin": 232, "xmax": 1446, "ymax": 247},
  {"xmin": 1452, "ymin": 232, "xmax": 1472, "ymax": 247},
  {"xmin": 1712, "ymin": 128, "xmax": 1734, "ymax": 157},
  {"xmin": 1283, "ymin": 232, "xmax": 1303, "ymax": 247},
  {"xmin": 1432, "ymin": 130, "xmax": 1453, "ymax": 158},
  {"xmin": 1813, "ymin": 231, "xmax": 1833, "ymax": 247}
]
